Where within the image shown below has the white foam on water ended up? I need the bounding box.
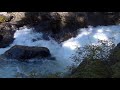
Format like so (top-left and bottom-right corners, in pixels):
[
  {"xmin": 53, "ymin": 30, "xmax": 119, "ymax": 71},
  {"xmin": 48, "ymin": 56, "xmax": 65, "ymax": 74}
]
[{"xmin": 1, "ymin": 25, "xmax": 120, "ymax": 77}]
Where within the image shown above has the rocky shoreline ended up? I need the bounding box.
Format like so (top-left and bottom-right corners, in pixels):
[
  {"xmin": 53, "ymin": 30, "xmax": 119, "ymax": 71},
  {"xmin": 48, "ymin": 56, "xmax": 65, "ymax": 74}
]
[{"xmin": 0, "ymin": 12, "xmax": 120, "ymax": 45}]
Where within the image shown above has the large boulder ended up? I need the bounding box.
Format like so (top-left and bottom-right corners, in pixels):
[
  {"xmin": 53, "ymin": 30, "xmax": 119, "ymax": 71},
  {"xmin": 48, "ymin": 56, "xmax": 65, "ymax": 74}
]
[
  {"xmin": 70, "ymin": 59, "xmax": 112, "ymax": 78},
  {"xmin": 0, "ymin": 14, "xmax": 16, "ymax": 48},
  {"xmin": 100, "ymin": 43, "xmax": 120, "ymax": 78},
  {"xmin": 86, "ymin": 12, "xmax": 105, "ymax": 26},
  {"xmin": 111, "ymin": 61, "xmax": 120, "ymax": 78},
  {"xmin": 108, "ymin": 43, "xmax": 120, "ymax": 65},
  {"xmin": 0, "ymin": 15, "xmax": 7, "ymax": 23},
  {"xmin": 0, "ymin": 35, "xmax": 3, "ymax": 41},
  {"xmin": 2, "ymin": 12, "xmax": 120, "ymax": 43},
  {"xmin": 0, "ymin": 13, "xmax": 14, "ymax": 24},
  {"xmin": 0, "ymin": 36, "xmax": 14, "ymax": 48},
  {"xmin": 0, "ymin": 27, "xmax": 15, "ymax": 48},
  {"xmin": 4, "ymin": 45, "xmax": 51, "ymax": 61}
]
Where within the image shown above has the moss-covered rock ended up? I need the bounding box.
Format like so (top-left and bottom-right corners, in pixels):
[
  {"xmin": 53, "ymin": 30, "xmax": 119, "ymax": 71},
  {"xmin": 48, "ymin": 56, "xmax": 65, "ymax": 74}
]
[
  {"xmin": 70, "ymin": 59, "xmax": 112, "ymax": 78},
  {"xmin": 111, "ymin": 61, "xmax": 120, "ymax": 78},
  {"xmin": 108, "ymin": 43, "xmax": 120, "ymax": 78},
  {"xmin": 0, "ymin": 15, "xmax": 7, "ymax": 23},
  {"xmin": 0, "ymin": 15, "xmax": 13, "ymax": 23},
  {"xmin": 108, "ymin": 43, "xmax": 120, "ymax": 65}
]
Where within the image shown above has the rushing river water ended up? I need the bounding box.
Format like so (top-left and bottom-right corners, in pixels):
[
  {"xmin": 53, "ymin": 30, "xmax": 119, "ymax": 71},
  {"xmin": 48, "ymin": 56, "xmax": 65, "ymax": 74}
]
[{"xmin": 0, "ymin": 25, "xmax": 120, "ymax": 78}]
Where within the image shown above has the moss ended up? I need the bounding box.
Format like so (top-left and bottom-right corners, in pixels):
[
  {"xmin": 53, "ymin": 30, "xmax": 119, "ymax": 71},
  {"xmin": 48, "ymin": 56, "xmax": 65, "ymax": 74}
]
[
  {"xmin": 0, "ymin": 15, "xmax": 7, "ymax": 23},
  {"xmin": 111, "ymin": 61, "xmax": 120, "ymax": 78},
  {"xmin": 70, "ymin": 59, "xmax": 112, "ymax": 78},
  {"xmin": 109, "ymin": 47, "xmax": 120, "ymax": 65}
]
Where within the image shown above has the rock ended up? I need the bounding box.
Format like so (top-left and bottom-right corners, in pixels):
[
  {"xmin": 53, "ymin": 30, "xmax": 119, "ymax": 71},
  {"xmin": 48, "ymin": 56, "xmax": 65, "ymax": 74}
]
[
  {"xmin": 0, "ymin": 12, "xmax": 25, "ymax": 30},
  {"xmin": 70, "ymin": 59, "xmax": 112, "ymax": 78},
  {"xmin": 0, "ymin": 13, "xmax": 21, "ymax": 48},
  {"xmin": 0, "ymin": 15, "xmax": 16, "ymax": 48},
  {"xmin": 0, "ymin": 15, "xmax": 7, "ymax": 23},
  {"xmin": 0, "ymin": 22, "xmax": 17, "ymax": 30},
  {"xmin": 0, "ymin": 36, "xmax": 14, "ymax": 48},
  {"xmin": 4, "ymin": 45, "xmax": 51, "ymax": 61},
  {"xmin": 0, "ymin": 27, "xmax": 15, "ymax": 48},
  {"xmin": 2, "ymin": 12, "xmax": 120, "ymax": 43},
  {"xmin": 0, "ymin": 14, "xmax": 14, "ymax": 23},
  {"xmin": 108, "ymin": 43, "xmax": 120, "ymax": 65},
  {"xmin": 111, "ymin": 61, "xmax": 120, "ymax": 78},
  {"xmin": 5, "ymin": 16, "xmax": 14, "ymax": 22},
  {"xmin": 86, "ymin": 12, "xmax": 105, "ymax": 26},
  {"xmin": 116, "ymin": 43, "xmax": 120, "ymax": 48},
  {"xmin": 0, "ymin": 35, "xmax": 3, "ymax": 41}
]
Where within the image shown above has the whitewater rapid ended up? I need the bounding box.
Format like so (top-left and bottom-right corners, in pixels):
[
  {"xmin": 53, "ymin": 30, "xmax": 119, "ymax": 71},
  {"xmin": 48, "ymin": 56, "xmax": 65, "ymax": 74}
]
[{"xmin": 0, "ymin": 25, "xmax": 120, "ymax": 78}]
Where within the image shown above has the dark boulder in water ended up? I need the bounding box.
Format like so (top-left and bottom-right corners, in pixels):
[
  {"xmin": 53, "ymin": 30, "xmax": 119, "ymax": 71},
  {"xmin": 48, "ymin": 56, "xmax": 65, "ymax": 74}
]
[{"xmin": 4, "ymin": 45, "xmax": 51, "ymax": 61}]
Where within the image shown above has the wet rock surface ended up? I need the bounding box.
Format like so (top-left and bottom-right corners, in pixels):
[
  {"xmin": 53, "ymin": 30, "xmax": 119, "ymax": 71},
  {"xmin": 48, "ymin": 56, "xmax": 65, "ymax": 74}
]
[
  {"xmin": 0, "ymin": 28, "xmax": 15, "ymax": 48},
  {"xmin": 70, "ymin": 59, "xmax": 112, "ymax": 78},
  {"xmin": 1, "ymin": 12, "xmax": 120, "ymax": 43},
  {"xmin": 4, "ymin": 45, "xmax": 51, "ymax": 61}
]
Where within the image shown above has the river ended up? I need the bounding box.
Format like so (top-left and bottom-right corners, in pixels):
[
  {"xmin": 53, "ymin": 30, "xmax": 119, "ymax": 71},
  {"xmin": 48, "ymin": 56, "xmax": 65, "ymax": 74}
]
[{"xmin": 0, "ymin": 25, "xmax": 120, "ymax": 78}]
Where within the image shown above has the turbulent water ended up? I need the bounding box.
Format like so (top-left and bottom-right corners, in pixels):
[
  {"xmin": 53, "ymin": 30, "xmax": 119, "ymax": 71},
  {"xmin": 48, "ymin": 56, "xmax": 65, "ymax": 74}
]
[{"xmin": 0, "ymin": 25, "xmax": 120, "ymax": 78}]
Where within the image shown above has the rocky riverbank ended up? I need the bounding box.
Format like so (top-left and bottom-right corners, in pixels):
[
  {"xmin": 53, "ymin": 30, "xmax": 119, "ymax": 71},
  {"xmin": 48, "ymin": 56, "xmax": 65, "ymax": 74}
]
[
  {"xmin": 70, "ymin": 43, "xmax": 120, "ymax": 78},
  {"xmin": 1, "ymin": 12, "xmax": 120, "ymax": 45},
  {"xmin": 0, "ymin": 12, "xmax": 120, "ymax": 78}
]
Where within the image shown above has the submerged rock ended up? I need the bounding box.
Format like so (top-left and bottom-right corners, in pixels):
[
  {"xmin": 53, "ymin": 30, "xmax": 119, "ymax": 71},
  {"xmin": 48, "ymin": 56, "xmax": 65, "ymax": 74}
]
[{"xmin": 4, "ymin": 45, "xmax": 51, "ymax": 61}]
